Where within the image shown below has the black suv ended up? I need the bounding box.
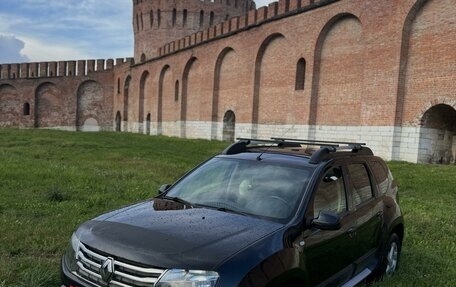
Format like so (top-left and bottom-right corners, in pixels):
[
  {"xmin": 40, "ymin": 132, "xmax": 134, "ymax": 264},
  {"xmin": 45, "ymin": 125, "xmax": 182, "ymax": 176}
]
[{"xmin": 61, "ymin": 138, "xmax": 404, "ymax": 287}]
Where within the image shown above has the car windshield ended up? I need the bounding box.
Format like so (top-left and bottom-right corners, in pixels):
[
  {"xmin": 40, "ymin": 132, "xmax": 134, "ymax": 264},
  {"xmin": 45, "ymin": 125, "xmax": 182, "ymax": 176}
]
[{"xmin": 165, "ymin": 157, "xmax": 312, "ymax": 221}]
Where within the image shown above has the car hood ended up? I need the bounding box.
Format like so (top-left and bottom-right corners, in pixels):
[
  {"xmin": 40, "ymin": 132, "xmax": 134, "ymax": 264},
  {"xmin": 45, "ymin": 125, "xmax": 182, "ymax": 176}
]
[{"xmin": 77, "ymin": 199, "xmax": 283, "ymax": 270}]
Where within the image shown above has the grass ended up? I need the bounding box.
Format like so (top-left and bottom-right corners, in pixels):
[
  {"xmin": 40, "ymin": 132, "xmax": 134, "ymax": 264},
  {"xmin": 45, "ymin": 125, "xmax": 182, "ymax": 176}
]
[{"xmin": 0, "ymin": 129, "xmax": 454, "ymax": 286}]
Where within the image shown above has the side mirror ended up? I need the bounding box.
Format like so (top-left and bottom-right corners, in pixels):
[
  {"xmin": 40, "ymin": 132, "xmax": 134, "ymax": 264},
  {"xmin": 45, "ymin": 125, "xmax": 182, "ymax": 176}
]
[
  {"xmin": 312, "ymin": 210, "xmax": 341, "ymax": 230},
  {"xmin": 158, "ymin": 184, "xmax": 172, "ymax": 194}
]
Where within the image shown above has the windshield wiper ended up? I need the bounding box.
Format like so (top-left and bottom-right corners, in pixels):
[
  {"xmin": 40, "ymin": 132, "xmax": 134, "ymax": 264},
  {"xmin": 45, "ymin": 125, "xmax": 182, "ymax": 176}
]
[
  {"xmin": 216, "ymin": 207, "xmax": 248, "ymax": 216},
  {"xmin": 196, "ymin": 202, "xmax": 248, "ymax": 216},
  {"xmin": 160, "ymin": 195, "xmax": 195, "ymax": 207}
]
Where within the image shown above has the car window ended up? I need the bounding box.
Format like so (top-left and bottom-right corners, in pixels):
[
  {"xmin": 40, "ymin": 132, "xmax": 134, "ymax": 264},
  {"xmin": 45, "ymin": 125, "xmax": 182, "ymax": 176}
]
[
  {"xmin": 167, "ymin": 158, "xmax": 312, "ymax": 221},
  {"xmin": 370, "ymin": 161, "xmax": 389, "ymax": 194},
  {"xmin": 312, "ymin": 167, "xmax": 347, "ymax": 218},
  {"xmin": 347, "ymin": 164, "xmax": 373, "ymax": 205}
]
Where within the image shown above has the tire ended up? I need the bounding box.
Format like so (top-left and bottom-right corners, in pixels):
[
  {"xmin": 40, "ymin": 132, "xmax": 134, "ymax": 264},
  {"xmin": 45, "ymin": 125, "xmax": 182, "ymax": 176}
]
[{"xmin": 375, "ymin": 233, "xmax": 402, "ymax": 280}]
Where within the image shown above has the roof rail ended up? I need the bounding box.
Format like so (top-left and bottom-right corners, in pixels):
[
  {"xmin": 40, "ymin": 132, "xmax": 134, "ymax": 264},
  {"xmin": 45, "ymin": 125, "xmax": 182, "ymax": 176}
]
[
  {"xmin": 271, "ymin": 137, "xmax": 366, "ymax": 149},
  {"xmin": 221, "ymin": 137, "xmax": 373, "ymax": 164}
]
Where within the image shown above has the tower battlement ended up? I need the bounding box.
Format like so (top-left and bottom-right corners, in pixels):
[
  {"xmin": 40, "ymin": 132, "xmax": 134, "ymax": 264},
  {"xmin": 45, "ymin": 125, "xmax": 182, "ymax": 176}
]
[
  {"xmin": 157, "ymin": 0, "xmax": 335, "ymax": 57},
  {"xmin": 133, "ymin": 0, "xmax": 255, "ymax": 61}
]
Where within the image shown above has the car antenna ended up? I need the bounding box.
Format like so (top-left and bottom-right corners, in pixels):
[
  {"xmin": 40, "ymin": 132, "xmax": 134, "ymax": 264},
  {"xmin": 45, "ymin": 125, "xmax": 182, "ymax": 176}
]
[{"xmin": 257, "ymin": 126, "xmax": 295, "ymax": 161}]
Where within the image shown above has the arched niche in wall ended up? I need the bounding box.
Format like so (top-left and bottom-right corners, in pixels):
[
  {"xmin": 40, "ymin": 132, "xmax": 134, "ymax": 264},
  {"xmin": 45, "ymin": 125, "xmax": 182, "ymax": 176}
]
[
  {"xmin": 212, "ymin": 47, "xmax": 236, "ymax": 140},
  {"xmin": 115, "ymin": 110, "xmax": 122, "ymax": 132},
  {"xmin": 76, "ymin": 80, "xmax": 103, "ymax": 132},
  {"xmin": 418, "ymin": 104, "xmax": 456, "ymax": 164},
  {"xmin": 252, "ymin": 33, "xmax": 294, "ymax": 137},
  {"xmin": 394, "ymin": 0, "xmax": 456, "ymax": 160},
  {"xmin": 0, "ymin": 84, "xmax": 21, "ymax": 127},
  {"xmin": 222, "ymin": 110, "xmax": 236, "ymax": 142},
  {"xmin": 310, "ymin": 14, "xmax": 364, "ymax": 128},
  {"xmin": 181, "ymin": 57, "xmax": 199, "ymax": 138},
  {"xmin": 34, "ymin": 82, "xmax": 63, "ymax": 128},
  {"xmin": 139, "ymin": 70, "xmax": 150, "ymax": 133},
  {"xmin": 158, "ymin": 65, "xmax": 170, "ymax": 135},
  {"xmin": 123, "ymin": 75, "xmax": 131, "ymax": 130}
]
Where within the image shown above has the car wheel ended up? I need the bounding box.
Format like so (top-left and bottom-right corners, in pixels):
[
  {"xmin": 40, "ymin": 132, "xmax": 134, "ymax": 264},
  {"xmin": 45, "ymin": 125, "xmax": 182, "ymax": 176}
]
[{"xmin": 376, "ymin": 233, "xmax": 401, "ymax": 280}]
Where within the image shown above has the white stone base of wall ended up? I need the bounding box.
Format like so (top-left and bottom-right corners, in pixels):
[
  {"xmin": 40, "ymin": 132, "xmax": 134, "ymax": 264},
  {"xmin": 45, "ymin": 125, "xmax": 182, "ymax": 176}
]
[{"xmin": 123, "ymin": 121, "xmax": 456, "ymax": 164}]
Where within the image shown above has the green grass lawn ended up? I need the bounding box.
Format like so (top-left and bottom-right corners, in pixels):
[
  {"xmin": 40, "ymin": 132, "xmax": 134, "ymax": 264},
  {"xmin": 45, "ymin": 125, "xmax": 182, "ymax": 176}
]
[{"xmin": 0, "ymin": 129, "xmax": 454, "ymax": 286}]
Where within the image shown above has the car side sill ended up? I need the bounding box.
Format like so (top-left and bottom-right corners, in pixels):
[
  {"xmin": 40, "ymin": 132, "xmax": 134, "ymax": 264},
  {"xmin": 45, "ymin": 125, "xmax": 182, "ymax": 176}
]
[{"xmin": 340, "ymin": 268, "xmax": 372, "ymax": 287}]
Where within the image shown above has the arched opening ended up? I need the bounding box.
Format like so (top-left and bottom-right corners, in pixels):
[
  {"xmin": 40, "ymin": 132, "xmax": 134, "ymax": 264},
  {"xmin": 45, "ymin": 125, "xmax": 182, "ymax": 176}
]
[
  {"xmin": 123, "ymin": 76, "xmax": 131, "ymax": 131},
  {"xmin": 150, "ymin": 10, "xmax": 154, "ymax": 27},
  {"xmin": 34, "ymin": 82, "xmax": 63, "ymax": 128},
  {"xmin": 158, "ymin": 65, "xmax": 170, "ymax": 135},
  {"xmin": 199, "ymin": 10, "xmax": 204, "ymax": 27},
  {"xmin": 0, "ymin": 84, "xmax": 20, "ymax": 127},
  {"xmin": 212, "ymin": 47, "xmax": 235, "ymax": 140},
  {"xmin": 140, "ymin": 54, "xmax": 146, "ymax": 62},
  {"xmin": 139, "ymin": 71, "xmax": 149, "ymax": 133},
  {"xmin": 181, "ymin": 57, "xmax": 198, "ymax": 138},
  {"xmin": 115, "ymin": 111, "xmax": 121, "ymax": 132},
  {"xmin": 146, "ymin": 113, "xmax": 151, "ymax": 135},
  {"xmin": 76, "ymin": 80, "xmax": 103, "ymax": 132},
  {"xmin": 295, "ymin": 58, "xmax": 306, "ymax": 90},
  {"xmin": 223, "ymin": 110, "xmax": 236, "ymax": 142},
  {"xmin": 418, "ymin": 104, "xmax": 456, "ymax": 164},
  {"xmin": 252, "ymin": 33, "xmax": 286, "ymax": 137},
  {"xmin": 175, "ymin": 80, "xmax": 179, "ymax": 102},
  {"xmin": 172, "ymin": 9, "xmax": 177, "ymax": 27},
  {"xmin": 209, "ymin": 11, "xmax": 214, "ymax": 26},
  {"xmin": 183, "ymin": 9, "xmax": 188, "ymax": 26},
  {"xmin": 23, "ymin": 102, "xmax": 30, "ymax": 116},
  {"xmin": 157, "ymin": 9, "xmax": 161, "ymax": 27}
]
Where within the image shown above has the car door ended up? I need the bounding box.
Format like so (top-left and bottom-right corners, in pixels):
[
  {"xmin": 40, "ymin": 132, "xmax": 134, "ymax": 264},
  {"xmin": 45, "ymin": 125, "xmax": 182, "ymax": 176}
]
[
  {"xmin": 301, "ymin": 165, "xmax": 357, "ymax": 287},
  {"xmin": 345, "ymin": 161, "xmax": 384, "ymax": 273}
]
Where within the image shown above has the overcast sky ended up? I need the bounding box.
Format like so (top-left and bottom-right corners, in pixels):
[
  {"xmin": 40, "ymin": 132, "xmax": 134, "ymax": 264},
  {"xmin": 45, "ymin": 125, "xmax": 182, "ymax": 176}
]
[{"xmin": 0, "ymin": 0, "xmax": 275, "ymax": 64}]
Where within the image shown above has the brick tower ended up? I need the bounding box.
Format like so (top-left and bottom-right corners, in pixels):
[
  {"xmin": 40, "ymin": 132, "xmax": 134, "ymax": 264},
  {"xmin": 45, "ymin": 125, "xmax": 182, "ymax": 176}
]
[{"xmin": 132, "ymin": 0, "xmax": 256, "ymax": 62}]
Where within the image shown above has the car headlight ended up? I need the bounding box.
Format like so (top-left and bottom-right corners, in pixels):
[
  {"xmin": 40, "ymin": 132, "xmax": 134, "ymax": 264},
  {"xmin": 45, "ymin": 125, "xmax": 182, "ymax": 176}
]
[
  {"xmin": 63, "ymin": 233, "xmax": 80, "ymax": 272},
  {"xmin": 156, "ymin": 269, "xmax": 219, "ymax": 287}
]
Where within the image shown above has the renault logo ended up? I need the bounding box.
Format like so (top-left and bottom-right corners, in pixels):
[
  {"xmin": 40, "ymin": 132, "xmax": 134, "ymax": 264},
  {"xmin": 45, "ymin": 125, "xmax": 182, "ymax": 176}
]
[{"xmin": 101, "ymin": 257, "xmax": 115, "ymax": 284}]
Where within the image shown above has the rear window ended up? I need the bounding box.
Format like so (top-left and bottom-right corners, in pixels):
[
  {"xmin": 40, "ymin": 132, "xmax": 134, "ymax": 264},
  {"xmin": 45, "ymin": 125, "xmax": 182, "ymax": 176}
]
[
  {"xmin": 348, "ymin": 164, "xmax": 373, "ymax": 205},
  {"xmin": 370, "ymin": 161, "xmax": 389, "ymax": 194}
]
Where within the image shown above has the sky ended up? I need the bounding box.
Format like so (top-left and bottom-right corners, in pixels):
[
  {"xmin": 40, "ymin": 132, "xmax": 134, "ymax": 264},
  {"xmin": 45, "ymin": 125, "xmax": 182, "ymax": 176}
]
[{"xmin": 0, "ymin": 0, "xmax": 275, "ymax": 64}]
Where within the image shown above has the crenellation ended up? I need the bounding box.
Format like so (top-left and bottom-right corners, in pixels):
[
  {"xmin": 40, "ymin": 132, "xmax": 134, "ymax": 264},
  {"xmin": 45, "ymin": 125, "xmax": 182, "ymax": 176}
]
[
  {"xmin": 268, "ymin": 2, "xmax": 279, "ymax": 18},
  {"xmin": 290, "ymin": 0, "xmax": 301, "ymax": 10},
  {"xmin": 1, "ymin": 64, "xmax": 10, "ymax": 79},
  {"xmin": 96, "ymin": 59, "xmax": 105, "ymax": 71},
  {"xmin": 87, "ymin": 60, "xmax": 96, "ymax": 74},
  {"xmin": 29, "ymin": 63, "xmax": 38, "ymax": 78},
  {"xmin": 230, "ymin": 16, "xmax": 239, "ymax": 31},
  {"xmin": 48, "ymin": 62, "xmax": 57, "ymax": 77},
  {"xmin": 196, "ymin": 31, "xmax": 203, "ymax": 44},
  {"xmin": 257, "ymin": 6, "xmax": 268, "ymax": 22},
  {"xmin": 77, "ymin": 60, "xmax": 86, "ymax": 76},
  {"xmin": 68, "ymin": 61, "xmax": 76, "ymax": 76},
  {"xmin": 247, "ymin": 9, "xmax": 257, "ymax": 25},
  {"xmin": 20, "ymin": 63, "xmax": 28, "ymax": 78},
  {"xmin": 10, "ymin": 64, "xmax": 19, "ymax": 79},
  {"xmin": 215, "ymin": 22, "xmax": 223, "ymax": 36},
  {"xmin": 106, "ymin": 59, "xmax": 114, "ymax": 70},
  {"xmin": 39, "ymin": 62, "xmax": 48, "ymax": 77},
  {"xmin": 278, "ymin": 0, "xmax": 290, "ymax": 15},
  {"xmin": 58, "ymin": 61, "xmax": 66, "ymax": 77},
  {"xmin": 239, "ymin": 13, "xmax": 248, "ymax": 29},
  {"xmin": 301, "ymin": 0, "xmax": 311, "ymax": 7}
]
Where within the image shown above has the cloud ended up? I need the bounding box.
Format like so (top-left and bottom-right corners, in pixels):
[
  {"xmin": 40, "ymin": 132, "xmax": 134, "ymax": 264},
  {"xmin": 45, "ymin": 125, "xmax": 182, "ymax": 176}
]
[
  {"xmin": 0, "ymin": 0, "xmax": 133, "ymax": 63},
  {"xmin": 0, "ymin": 35, "xmax": 29, "ymax": 63},
  {"xmin": 20, "ymin": 36, "xmax": 88, "ymax": 62}
]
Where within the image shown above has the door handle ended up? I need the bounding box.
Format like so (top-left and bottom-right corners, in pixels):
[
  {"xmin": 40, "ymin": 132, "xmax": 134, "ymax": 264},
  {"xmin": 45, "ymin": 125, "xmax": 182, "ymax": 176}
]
[{"xmin": 347, "ymin": 227, "xmax": 357, "ymax": 238}]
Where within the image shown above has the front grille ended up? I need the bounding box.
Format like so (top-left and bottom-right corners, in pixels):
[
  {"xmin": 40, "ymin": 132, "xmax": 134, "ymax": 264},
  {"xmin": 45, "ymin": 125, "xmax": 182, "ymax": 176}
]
[{"xmin": 73, "ymin": 242, "xmax": 165, "ymax": 287}]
